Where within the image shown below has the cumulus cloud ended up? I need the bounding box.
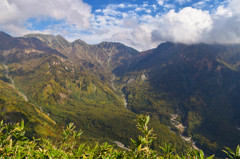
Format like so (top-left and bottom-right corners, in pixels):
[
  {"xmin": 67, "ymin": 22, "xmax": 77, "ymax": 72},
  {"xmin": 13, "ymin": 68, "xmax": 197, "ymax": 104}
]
[
  {"xmin": 0, "ymin": 0, "xmax": 91, "ymax": 35},
  {"xmin": 206, "ymin": 0, "xmax": 240, "ymax": 44},
  {"xmin": 151, "ymin": 7, "xmax": 212, "ymax": 44},
  {"xmin": 151, "ymin": 0, "xmax": 240, "ymax": 46},
  {"xmin": 228, "ymin": 0, "xmax": 240, "ymax": 15}
]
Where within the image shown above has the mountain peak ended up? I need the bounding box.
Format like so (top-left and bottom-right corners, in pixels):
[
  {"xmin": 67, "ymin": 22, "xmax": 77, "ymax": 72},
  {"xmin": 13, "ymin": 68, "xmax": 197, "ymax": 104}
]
[
  {"xmin": 24, "ymin": 33, "xmax": 52, "ymax": 39},
  {"xmin": 24, "ymin": 33, "xmax": 70, "ymax": 50},
  {"xmin": 99, "ymin": 41, "xmax": 126, "ymax": 48},
  {"xmin": 56, "ymin": 35, "xmax": 66, "ymax": 41},
  {"xmin": 0, "ymin": 31, "xmax": 13, "ymax": 39},
  {"xmin": 72, "ymin": 39, "xmax": 88, "ymax": 46},
  {"xmin": 157, "ymin": 41, "xmax": 176, "ymax": 47},
  {"xmin": 24, "ymin": 33, "xmax": 67, "ymax": 42}
]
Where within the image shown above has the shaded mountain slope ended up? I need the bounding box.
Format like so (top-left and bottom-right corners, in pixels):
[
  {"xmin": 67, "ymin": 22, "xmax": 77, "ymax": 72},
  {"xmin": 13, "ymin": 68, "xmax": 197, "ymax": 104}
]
[{"xmin": 115, "ymin": 42, "xmax": 240, "ymax": 156}]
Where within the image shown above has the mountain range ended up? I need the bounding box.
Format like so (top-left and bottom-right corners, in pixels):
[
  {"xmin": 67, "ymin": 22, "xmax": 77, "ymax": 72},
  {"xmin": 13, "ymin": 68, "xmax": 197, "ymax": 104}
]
[{"xmin": 1, "ymin": 31, "xmax": 240, "ymax": 157}]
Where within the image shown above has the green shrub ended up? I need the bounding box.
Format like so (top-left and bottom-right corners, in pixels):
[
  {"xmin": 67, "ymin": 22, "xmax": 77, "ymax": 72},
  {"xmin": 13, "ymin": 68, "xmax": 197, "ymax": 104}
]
[{"xmin": 0, "ymin": 115, "xmax": 229, "ymax": 158}]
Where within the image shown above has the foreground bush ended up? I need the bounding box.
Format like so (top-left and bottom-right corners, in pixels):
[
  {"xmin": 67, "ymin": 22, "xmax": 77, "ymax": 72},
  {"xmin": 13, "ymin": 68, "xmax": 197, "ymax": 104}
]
[{"xmin": 0, "ymin": 115, "xmax": 238, "ymax": 158}]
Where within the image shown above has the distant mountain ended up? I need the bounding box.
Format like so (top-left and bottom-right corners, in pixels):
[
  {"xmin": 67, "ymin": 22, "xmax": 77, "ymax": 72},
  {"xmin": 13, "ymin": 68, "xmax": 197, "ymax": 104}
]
[
  {"xmin": 0, "ymin": 32, "xmax": 185, "ymax": 151},
  {"xmin": 24, "ymin": 34, "xmax": 139, "ymax": 70},
  {"xmin": 24, "ymin": 34, "xmax": 71, "ymax": 52},
  {"xmin": 24, "ymin": 34, "xmax": 139, "ymax": 88}
]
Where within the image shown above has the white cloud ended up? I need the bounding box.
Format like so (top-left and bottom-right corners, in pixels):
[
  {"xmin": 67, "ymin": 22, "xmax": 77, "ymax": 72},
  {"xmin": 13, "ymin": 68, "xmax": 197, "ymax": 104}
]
[
  {"xmin": 103, "ymin": 3, "xmax": 136, "ymax": 11},
  {"xmin": 80, "ymin": 9, "xmax": 160, "ymax": 51},
  {"xmin": 95, "ymin": 9, "xmax": 102, "ymax": 13},
  {"xmin": 118, "ymin": 3, "xmax": 126, "ymax": 8},
  {"xmin": 229, "ymin": 0, "xmax": 240, "ymax": 15},
  {"xmin": 176, "ymin": 0, "xmax": 191, "ymax": 5},
  {"xmin": 152, "ymin": 5, "xmax": 157, "ymax": 11},
  {"xmin": 152, "ymin": 0, "xmax": 240, "ymax": 45},
  {"xmin": 163, "ymin": 4, "xmax": 176, "ymax": 10},
  {"xmin": 135, "ymin": 7, "xmax": 145, "ymax": 12},
  {"xmin": 192, "ymin": 1, "xmax": 207, "ymax": 9},
  {"xmin": 215, "ymin": 5, "xmax": 232, "ymax": 17},
  {"xmin": 102, "ymin": 8, "xmax": 121, "ymax": 16},
  {"xmin": 0, "ymin": 0, "xmax": 91, "ymax": 35},
  {"xmin": 152, "ymin": 7, "xmax": 212, "ymax": 43},
  {"xmin": 143, "ymin": 3, "xmax": 148, "ymax": 7},
  {"xmin": 146, "ymin": 9, "xmax": 152, "ymax": 13},
  {"xmin": 157, "ymin": 0, "xmax": 164, "ymax": 6},
  {"xmin": 205, "ymin": 0, "xmax": 240, "ymax": 44}
]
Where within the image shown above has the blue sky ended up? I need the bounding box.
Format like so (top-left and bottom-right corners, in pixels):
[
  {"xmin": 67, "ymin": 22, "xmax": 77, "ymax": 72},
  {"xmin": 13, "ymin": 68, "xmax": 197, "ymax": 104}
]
[
  {"xmin": 86, "ymin": 0, "xmax": 226, "ymax": 13},
  {"xmin": 0, "ymin": 0, "xmax": 239, "ymax": 51}
]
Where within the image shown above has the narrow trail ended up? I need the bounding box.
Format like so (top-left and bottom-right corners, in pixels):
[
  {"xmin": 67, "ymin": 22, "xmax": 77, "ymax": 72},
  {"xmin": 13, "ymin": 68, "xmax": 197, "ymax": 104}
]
[{"xmin": 3, "ymin": 64, "xmax": 28, "ymax": 102}]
